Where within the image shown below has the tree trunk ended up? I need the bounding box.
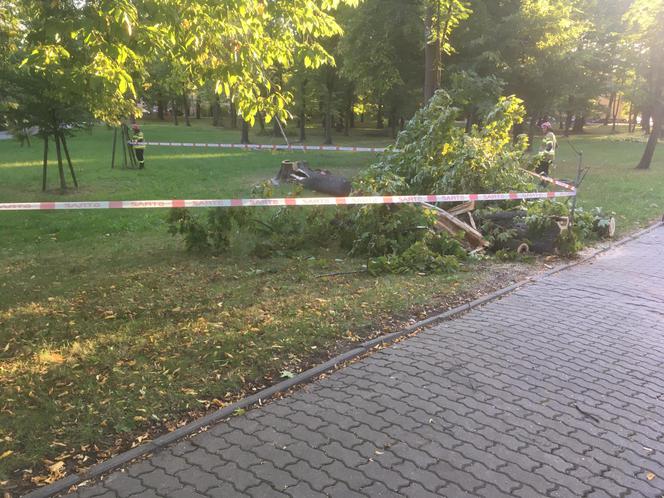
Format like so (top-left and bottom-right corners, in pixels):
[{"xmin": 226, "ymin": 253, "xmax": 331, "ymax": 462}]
[
  {"xmin": 299, "ymin": 78, "xmax": 307, "ymax": 142},
  {"xmin": 122, "ymin": 125, "xmax": 128, "ymax": 168},
  {"xmin": 642, "ymin": 109, "xmax": 651, "ymax": 134},
  {"xmin": 465, "ymin": 114, "xmax": 473, "ymax": 133},
  {"xmin": 257, "ymin": 112, "xmax": 266, "ymax": 134},
  {"xmin": 172, "ymin": 100, "xmax": 179, "ymax": 126},
  {"xmin": 273, "ymin": 117, "xmax": 281, "ymax": 138},
  {"xmin": 564, "ymin": 112, "xmax": 573, "ymax": 137},
  {"xmin": 229, "ymin": 101, "xmax": 238, "ymax": 129},
  {"xmin": 212, "ymin": 97, "xmax": 221, "ymax": 127},
  {"xmin": 527, "ymin": 116, "xmax": 538, "ymax": 151},
  {"xmin": 42, "ymin": 136, "xmax": 48, "ymax": 191},
  {"xmin": 344, "ymin": 88, "xmax": 354, "ymax": 137},
  {"xmin": 299, "ymin": 116, "xmax": 306, "ymax": 142},
  {"xmin": 195, "ymin": 99, "xmax": 201, "ymax": 119},
  {"xmin": 572, "ymin": 115, "xmax": 585, "ymax": 133},
  {"xmin": 240, "ymin": 118, "xmax": 250, "ymax": 144},
  {"xmin": 611, "ymin": 94, "xmax": 621, "ymax": 133},
  {"xmin": 377, "ymin": 99, "xmax": 384, "ymax": 129},
  {"xmin": 629, "ymin": 103, "xmax": 639, "ymax": 133},
  {"xmin": 182, "ymin": 91, "xmax": 191, "ymax": 127},
  {"xmin": 324, "ymin": 88, "xmax": 333, "ymax": 145},
  {"xmin": 54, "ymin": 132, "xmax": 67, "ymax": 192},
  {"xmin": 60, "ymin": 133, "xmax": 78, "ymax": 189},
  {"xmin": 636, "ymin": 102, "xmax": 662, "ymax": 170},
  {"xmin": 604, "ymin": 92, "xmax": 615, "ymax": 126},
  {"xmin": 424, "ymin": 3, "xmax": 440, "ymax": 103},
  {"xmin": 157, "ymin": 98, "xmax": 165, "ymax": 120}
]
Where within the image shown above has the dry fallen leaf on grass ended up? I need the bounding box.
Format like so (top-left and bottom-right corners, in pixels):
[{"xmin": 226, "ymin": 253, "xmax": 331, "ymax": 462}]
[{"xmin": 0, "ymin": 450, "xmax": 13, "ymax": 460}]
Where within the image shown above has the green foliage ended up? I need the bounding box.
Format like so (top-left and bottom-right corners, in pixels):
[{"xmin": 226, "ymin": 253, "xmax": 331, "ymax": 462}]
[
  {"xmin": 167, "ymin": 207, "xmax": 252, "ymax": 255},
  {"xmin": 479, "ymin": 200, "xmax": 617, "ymax": 256},
  {"xmin": 368, "ymin": 240, "xmax": 461, "ymax": 276},
  {"xmin": 2, "ymin": 0, "xmax": 360, "ymax": 135},
  {"xmin": 338, "ymin": 204, "xmax": 435, "ymax": 257},
  {"xmin": 524, "ymin": 200, "xmax": 569, "ymax": 236},
  {"xmin": 355, "ymin": 91, "xmax": 534, "ymax": 196},
  {"xmin": 573, "ymin": 207, "xmax": 617, "ymax": 240},
  {"xmin": 166, "ymin": 208, "xmax": 210, "ymax": 253}
]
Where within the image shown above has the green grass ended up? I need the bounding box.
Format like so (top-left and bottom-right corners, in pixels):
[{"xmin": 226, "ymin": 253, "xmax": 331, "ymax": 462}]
[
  {"xmin": 1, "ymin": 120, "xmax": 662, "ymax": 493},
  {"xmin": 554, "ymin": 126, "xmax": 664, "ymax": 231},
  {"xmin": 0, "ymin": 120, "xmax": 478, "ymax": 493}
]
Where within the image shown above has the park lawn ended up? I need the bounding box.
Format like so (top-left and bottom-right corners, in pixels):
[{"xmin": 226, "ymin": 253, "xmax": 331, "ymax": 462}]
[
  {"xmin": 0, "ymin": 121, "xmax": 663, "ymax": 493},
  {"xmin": 0, "ymin": 121, "xmax": 504, "ymax": 492},
  {"xmin": 554, "ymin": 126, "xmax": 664, "ymax": 230}
]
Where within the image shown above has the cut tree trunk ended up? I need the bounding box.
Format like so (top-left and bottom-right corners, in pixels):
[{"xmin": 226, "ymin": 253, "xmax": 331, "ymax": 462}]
[
  {"xmin": 481, "ymin": 210, "xmax": 568, "ymax": 254},
  {"xmin": 275, "ymin": 160, "xmax": 351, "ymax": 197}
]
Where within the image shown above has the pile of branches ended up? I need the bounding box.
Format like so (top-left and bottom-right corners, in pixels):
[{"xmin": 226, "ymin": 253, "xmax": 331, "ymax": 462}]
[{"xmin": 167, "ymin": 91, "xmax": 614, "ymax": 273}]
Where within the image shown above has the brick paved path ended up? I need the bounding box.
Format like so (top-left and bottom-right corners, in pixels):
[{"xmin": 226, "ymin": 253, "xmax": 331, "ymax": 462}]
[{"xmin": 70, "ymin": 228, "xmax": 664, "ymax": 498}]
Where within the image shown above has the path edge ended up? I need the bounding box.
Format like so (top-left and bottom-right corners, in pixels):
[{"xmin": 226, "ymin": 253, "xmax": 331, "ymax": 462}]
[{"xmin": 24, "ymin": 220, "xmax": 663, "ymax": 498}]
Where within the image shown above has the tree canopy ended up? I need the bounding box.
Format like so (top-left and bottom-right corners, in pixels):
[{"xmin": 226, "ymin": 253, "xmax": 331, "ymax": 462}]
[{"xmin": 1, "ymin": 0, "xmax": 662, "ymax": 177}]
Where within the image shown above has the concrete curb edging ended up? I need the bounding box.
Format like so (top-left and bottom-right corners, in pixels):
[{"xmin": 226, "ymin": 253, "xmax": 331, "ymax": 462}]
[{"xmin": 24, "ymin": 220, "xmax": 663, "ymax": 498}]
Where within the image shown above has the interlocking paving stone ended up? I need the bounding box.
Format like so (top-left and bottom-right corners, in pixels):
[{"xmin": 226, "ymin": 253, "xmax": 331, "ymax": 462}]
[{"xmin": 65, "ymin": 228, "xmax": 664, "ymax": 497}]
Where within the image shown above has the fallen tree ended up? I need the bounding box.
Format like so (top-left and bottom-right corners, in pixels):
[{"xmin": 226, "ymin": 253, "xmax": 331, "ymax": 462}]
[{"xmin": 274, "ymin": 160, "xmax": 352, "ymax": 197}]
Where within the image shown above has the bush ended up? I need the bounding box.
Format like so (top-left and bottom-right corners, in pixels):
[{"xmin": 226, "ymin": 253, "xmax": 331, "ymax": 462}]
[{"xmin": 167, "ymin": 208, "xmax": 251, "ymax": 255}]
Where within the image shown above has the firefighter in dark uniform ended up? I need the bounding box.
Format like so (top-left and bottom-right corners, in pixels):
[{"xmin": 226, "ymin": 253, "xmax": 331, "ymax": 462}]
[{"xmin": 131, "ymin": 124, "xmax": 146, "ymax": 169}]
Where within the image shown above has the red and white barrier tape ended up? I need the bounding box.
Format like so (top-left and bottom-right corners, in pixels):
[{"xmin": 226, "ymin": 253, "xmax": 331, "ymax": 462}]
[
  {"xmin": 521, "ymin": 169, "xmax": 576, "ymax": 192},
  {"xmin": 132, "ymin": 142, "xmax": 389, "ymax": 153},
  {"xmin": 0, "ymin": 190, "xmax": 575, "ymax": 212}
]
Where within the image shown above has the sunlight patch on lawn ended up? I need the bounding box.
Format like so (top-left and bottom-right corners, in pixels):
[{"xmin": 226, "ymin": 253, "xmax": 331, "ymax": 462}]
[
  {"xmin": 150, "ymin": 152, "xmax": 259, "ymax": 160},
  {"xmin": 0, "ymin": 161, "xmax": 42, "ymax": 168}
]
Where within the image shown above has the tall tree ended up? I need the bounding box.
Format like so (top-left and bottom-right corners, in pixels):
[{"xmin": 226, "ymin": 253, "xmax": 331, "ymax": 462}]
[
  {"xmin": 423, "ymin": 0, "xmax": 471, "ymax": 102},
  {"xmin": 1, "ymin": 0, "xmax": 360, "ymax": 190},
  {"xmin": 339, "ymin": 0, "xmax": 422, "ymax": 132},
  {"xmin": 624, "ymin": 0, "xmax": 664, "ymax": 170}
]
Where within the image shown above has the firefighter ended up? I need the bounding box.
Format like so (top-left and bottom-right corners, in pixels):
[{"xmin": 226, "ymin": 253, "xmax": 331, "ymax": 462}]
[
  {"xmin": 131, "ymin": 124, "xmax": 146, "ymax": 169},
  {"xmin": 536, "ymin": 121, "xmax": 557, "ymax": 176}
]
